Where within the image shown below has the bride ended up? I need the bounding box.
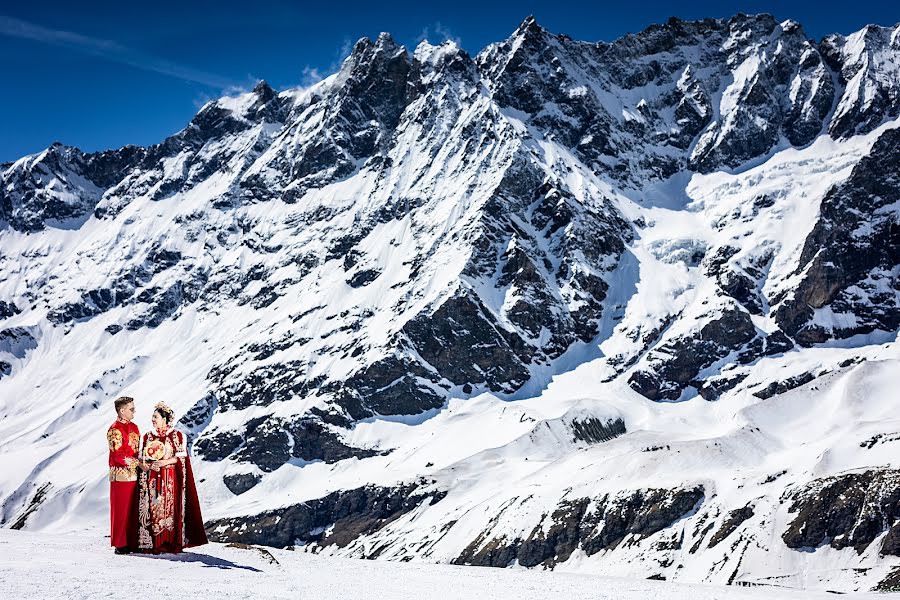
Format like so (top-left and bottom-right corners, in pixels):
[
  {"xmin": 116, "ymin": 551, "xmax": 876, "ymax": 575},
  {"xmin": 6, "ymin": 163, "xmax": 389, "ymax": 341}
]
[{"xmin": 137, "ymin": 401, "xmax": 208, "ymax": 553}]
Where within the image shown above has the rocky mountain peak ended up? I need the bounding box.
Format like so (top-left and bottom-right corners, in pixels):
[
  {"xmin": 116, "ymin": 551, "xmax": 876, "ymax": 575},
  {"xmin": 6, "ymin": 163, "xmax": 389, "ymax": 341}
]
[
  {"xmin": 512, "ymin": 14, "xmax": 545, "ymax": 39},
  {"xmin": 251, "ymin": 79, "xmax": 277, "ymax": 103},
  {"xmin": 342, "ymin": 32, "xmax": 408, "ymax": 77}
]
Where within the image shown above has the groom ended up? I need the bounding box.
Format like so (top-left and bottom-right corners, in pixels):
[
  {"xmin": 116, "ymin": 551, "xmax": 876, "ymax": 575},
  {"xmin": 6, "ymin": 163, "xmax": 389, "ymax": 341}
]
[{"xmin": 107, "ymin": 396, "xmax": 142, "ymax": 554}]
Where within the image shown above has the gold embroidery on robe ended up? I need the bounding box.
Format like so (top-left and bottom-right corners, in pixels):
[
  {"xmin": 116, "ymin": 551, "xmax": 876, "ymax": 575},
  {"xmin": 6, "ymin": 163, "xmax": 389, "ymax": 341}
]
[
  {"xmin": 129, "ymin": 431, "xmax": 140, "ymax": 452},
  {"xmin": 107, "ymin": 428, "xmax": 123, "ymax": 451},
  {"xmin": 109, "ymin": 465, "xmax": 137, "ymax": 482}
]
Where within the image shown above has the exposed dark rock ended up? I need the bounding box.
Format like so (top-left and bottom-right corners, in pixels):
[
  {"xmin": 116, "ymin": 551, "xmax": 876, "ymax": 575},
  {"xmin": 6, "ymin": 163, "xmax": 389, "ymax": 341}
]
[
  {"xmin": 177, "ymin": 392, "xmax": 218, "ymax": 442},
  {"xmin": 570, "ymin": 417, "xmax": 626, "ymax": 444},
  {"xmin": 860, "ymin": 432, "xmax": 900, "ymax": 450},
  {"xmin": 763, "ymin": 330, "xmax": 794, "ymax": 355},
  {"xmin": 194, "ymin": 429, "xmax": 244, "ymax": 462},
  {"xmin": 783, "ymin": 48, "xmax": 834, "ymax": 146},
  {"xmin": 8, "ymin": 482, "xmax": 52, "ymax": 530},
  {"xmin": 223, "ymin": 473, "xmax": 262, "ymax": 496},
  {"xmin": 701, "ymin": 245, "xmax": 740, "ymax": 278},
  {"xmin": 628, "ymin": 307, "xmax": 757, "ymax": 401},
  {"xmin": 285, "ymin": 418, "xmax": 381, "ymax": 463},
  {"xmin": 232, "ymin": 417, "xmax": 292, "ymax": 472},
  {"xmin": 0, "ymin": 301, "xmax": 20, "ymax": 319},
  {"xmin": 146, "ymin": 247, "xmax": 182, "ymax": 273},
  {"xmin": 697, "ymin": 372, "xmax": 749, "ymax": 401},
  {"xmin": 752, "ymin": 371, "xmax": 815, "ymax": 399},
  {"xmin": 877, "ymin": 567, "xmax": 900, "ymax": 593},
  {"xmin": 686, "ymin": 15, "xmax": 823, "ymax": 172},
  {"xmin": 198, "ymin": 410, "xmax": 380, "ymax": 472},
  {"xmin": 774, "ymin": 128, "xmax": 900, "ymax": 345},
  {"xmin": 48, "ymin": 287, "xmax": 131, "ymax": 325},
  {"xmin": 0, "ymin": 327, "xmax": 37, "ymax": 358},
  {"xmin": 708, "ymin": 504, "xmax": 754, "ymax": 547},
  {"xmin": 824, "ymin": 26, "xmax": 900, "ymax": 139},
  {"xmin": 455, "ymin": 486, "xmax": 704, "ymax": 567},
  {"xmin": 206, "ymin": 483, "xmax": 446, "ymax": 549},
  {"xmin": 717, "ymin": 270, "xmax": 764, "ymax": 314},
  {"xmin": 402, "ymin": 288, "xmax": 534, "ymax": 393},
  {"xmin": 347, "ymin": 268, "xmax": 381, "ymax": 288},
  {"xmin": 782, "ymin": 469, "xmax": 900, "ymax": 555},
  {"xmin": 518, "ymin": 499, "xmax": 589, "ymax": 567},
  {"xmin": 125, "ymin": 279, "xmax": 198, "ymax": 330},
  {"xmin": 325, "ymin": 352, "xmax": 444, "ymax": 417},
  {"xmin": 581, "ymin": 487, "xmax": 705, "ymax": 552},
  {"xmin": 211, "ymin": 359, "xmax": 311, "ymax": 412},
  {"xmin": 248, "ymin": 284, "xmax": 281, "ymax": 309},
  {"xmin": 1, "ymin": 143, "xmax": 144, "ymax": 231}
]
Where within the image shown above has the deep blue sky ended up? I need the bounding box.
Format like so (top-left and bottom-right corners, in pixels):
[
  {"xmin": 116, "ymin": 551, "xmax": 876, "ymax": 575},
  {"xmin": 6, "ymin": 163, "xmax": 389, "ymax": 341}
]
[{"xmin": 1, "ymin": 0, "xmax": 897, "ymax": 163}]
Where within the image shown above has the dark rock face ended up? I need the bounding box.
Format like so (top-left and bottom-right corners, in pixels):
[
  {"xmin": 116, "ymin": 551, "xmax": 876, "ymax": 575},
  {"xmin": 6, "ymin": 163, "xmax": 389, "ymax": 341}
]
[
  {"xmin": 475, "ymin": 14, "xmax": 855, "ymax": 181},
  {"xmin": 347, "ymin": 268, "xmax": 381, "ymax": 288},
  {"xmin": 877, "ymin": 567, "xmax": 900, "ymax": 593},
  {"xmin": 581, "ymin": 487, "xmax": 704, "ymax": 553},
  {"xmin": 223, "ymin": 472, "xmax": 261, "ymax": 496},
  {"xmin": 774, "ymin": 128, "xmax": 900, "ymax": 345},
  {"xmin": 782, "ymin": 469, "xmax": 900, "ymax": 555},
  {"xmin": 193, "ymin": 430, "xmax": 243, "ymax": 462},
  {"xmin": 697, "ymin": 372, "xmax": 749, "ymax": 401},
  {"xmin": 459, "ymin": 161, "xmax": 629, "ymax": 365},
  {"xmin": 0, "ymin": 327, "xmax": 37, "ymax": 358},
  {"xmin": 752, "ymin": 371, "xmax": 816, "ymax": 399},
  {"xmin": 48, "ymin": 287, "xmax": 132, "ymax": 325},
  {"xmin": 517, "ymin": 499, "xmax": 590, "ymax": 567},
  {"xmin": 570, "ymin": 417, "xmax": 626, "ymax": 444},
  {"xmin": 205, "ymin": 346, "xmax": 441, "ymax": 471},
  {"xmin": 95, "ymin": 83, "xmax": 288, "ymax": 217},
  {"xmin": 209, "ymin": 359, "xmax": 310, "ymax": 412},
  {"xmin": 708, "ymin": 504, "xmax": 754, "ymax": 548},
  {"xmin": 824, "ymin": 26, "xmax": 900, "ymax": 139},
  {"xmin": 403, "ymin": 288, "xmax": 534, "ymax": 393},
  {"xmin": 0, "ymin": 143, "xmax": 144, "ymax": 232},
  {"xmin": 177, "ymin": 392, "xmax": 218, "ymax": 448},
  {"xmin": 206, "ymin": 483, "xmax": 446, "ymax": 549},
  {"xmin": 125, "ymin": 279, "xmax": 200, "ymax": 330},
  {"xmin": 264, "ymin": 33, "xmax": 413, "ymax": 196},
  {"xmin": 628, "ymin": 307, "xmax": 757, "ymax": 401},
  {"xmin": 783, "ymin": 44, "xmax": 835, "ymax": 146},
  {"xmin": 0, "ymin": 301, "xmax": 21, "ymax": 319},
  {"xmin": 455, "ymin": 486, "xmax": 704, "ymax": 567},
  {"xmin": 688, "ymin": 16, "xmax": 828, "ymax": 172},
  {"xmin": 195, "ymin": 414, "xmax": 380, "ymax": 472},
  {"xmin": 45, "ymin": 258, "xmax": 192, "ymax": 328},
  {"xmin": 327, "ymin": 352, "xmax": 445, "ymax": 417}
]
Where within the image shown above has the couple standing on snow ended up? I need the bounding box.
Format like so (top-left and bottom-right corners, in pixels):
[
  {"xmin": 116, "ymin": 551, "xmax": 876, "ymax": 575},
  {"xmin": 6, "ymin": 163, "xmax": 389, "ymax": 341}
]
[{"xmin": 107, "ymin": 396, "xmax": 207, "ymax": 554}]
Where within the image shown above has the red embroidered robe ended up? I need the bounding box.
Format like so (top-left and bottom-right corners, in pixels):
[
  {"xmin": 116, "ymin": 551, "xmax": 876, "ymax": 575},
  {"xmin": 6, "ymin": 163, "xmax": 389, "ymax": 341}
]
[
  {"xmin": 107, "ymin": 418, "xmax": 140, "ymax": 548},
  {"xmin": 137, "ymin": 428, "xmax": 207, "ymax": 553}
]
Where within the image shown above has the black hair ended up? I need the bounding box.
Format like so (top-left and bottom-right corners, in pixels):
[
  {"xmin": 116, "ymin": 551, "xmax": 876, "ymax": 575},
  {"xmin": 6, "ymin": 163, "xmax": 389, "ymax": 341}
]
[{"xmin": 154, "ymin": 406, "xmax": 175, "ymax": 425}]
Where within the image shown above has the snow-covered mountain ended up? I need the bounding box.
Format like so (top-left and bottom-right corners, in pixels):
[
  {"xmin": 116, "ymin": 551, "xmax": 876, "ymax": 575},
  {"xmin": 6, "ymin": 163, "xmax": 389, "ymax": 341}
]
[{"xmin": 1, "ymin": 13, "xmax": 899, "ymax": 593}]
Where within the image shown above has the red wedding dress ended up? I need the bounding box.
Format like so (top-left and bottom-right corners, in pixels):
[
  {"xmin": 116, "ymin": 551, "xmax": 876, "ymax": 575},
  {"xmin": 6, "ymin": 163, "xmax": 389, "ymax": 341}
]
[{"xmin": 137, "ymin": 427, "xmax": 208, "ymax": 553}]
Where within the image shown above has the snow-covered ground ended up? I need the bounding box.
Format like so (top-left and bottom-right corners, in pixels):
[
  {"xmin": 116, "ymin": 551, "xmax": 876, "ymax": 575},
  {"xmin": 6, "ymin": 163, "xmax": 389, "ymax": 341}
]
[{"xmin": 0, "ymin": 530, "xmax": 888, "ymax": 600}]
